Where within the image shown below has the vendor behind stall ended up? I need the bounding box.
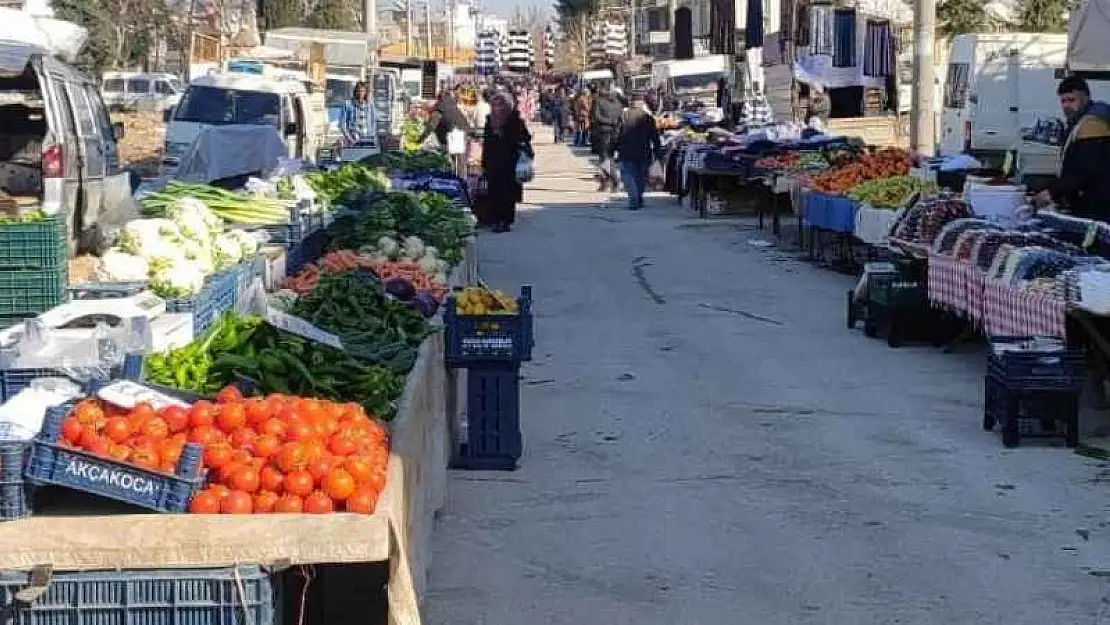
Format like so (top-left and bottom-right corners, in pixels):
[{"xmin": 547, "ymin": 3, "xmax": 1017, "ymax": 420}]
[{"xmin": 1032, "ymin": 76, "xmax": 1110, "ymax": 220}]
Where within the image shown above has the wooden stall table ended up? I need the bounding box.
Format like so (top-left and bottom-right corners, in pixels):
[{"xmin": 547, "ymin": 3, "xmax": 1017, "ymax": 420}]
[{"xmin": 686, "ymin": 167, "xmax": 752, "ymax": 219}]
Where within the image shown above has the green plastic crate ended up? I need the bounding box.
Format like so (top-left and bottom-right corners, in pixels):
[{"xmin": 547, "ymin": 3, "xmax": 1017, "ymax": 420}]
[
  {"xmin": 0, "ymin": 266, "xmax": 65, "ymax": 316},
  {"xmin": 0, "ymin": 217, "xmax": 66, "ymax": 269}
]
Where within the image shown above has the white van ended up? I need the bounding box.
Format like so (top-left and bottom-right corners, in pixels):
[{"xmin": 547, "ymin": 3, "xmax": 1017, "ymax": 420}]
[
  {"xmin": 939, "ymin": 33, "xmax": 1070, "ymax": 161},
  {"xmin": 652, "ymin": 55, "xmax": 730, "ymax": 103},
  {"xmin": 101, "ymin": 72, "xmax": 183, "ymax": 112},
  {"xmin": 162, "ymin": 72, "xmax": 321, "ymax": 174}
]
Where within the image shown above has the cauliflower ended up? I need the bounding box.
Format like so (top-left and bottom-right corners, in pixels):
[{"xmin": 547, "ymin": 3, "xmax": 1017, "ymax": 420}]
[
  {"xmin": 149, "ymin": 261, "xmax": 206, "ymax": 299},
  {"xmin": 168, "ymin": 197, "xmax": 222, "ymax": 242},
  {"xmin": 267, "ymin": 289, "xmax": 299, "ymax": 311},
  {"xmin": 100, "ymin": 249, "xmax": 149, "ymax": 282},
  {"xmin": 118, "ymin": 219, "xmax": 183, "ymax": 261},
  {"xmin": 226, "ymin": 229, "xmax": 261, "ymax": 257},
  {"xmin": 401, "ymin": 236, "xmax": 425, "ymax": 260},
  {"xmin": 418, "ymin": 255, "xmax": 438, "ymax": 275},
  {"xmin": 213, "ymin": 234, "xmax": 243, "ymax": 270},
  {"xmin": 180, "ymin": 239, "xmax": 215, "ymax": 276}
]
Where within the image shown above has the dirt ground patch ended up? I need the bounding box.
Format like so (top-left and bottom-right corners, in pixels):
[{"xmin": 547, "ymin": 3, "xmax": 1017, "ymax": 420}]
[{"xmin": 111, "ymin": 111, "xmax": 164, "ymax": 178}]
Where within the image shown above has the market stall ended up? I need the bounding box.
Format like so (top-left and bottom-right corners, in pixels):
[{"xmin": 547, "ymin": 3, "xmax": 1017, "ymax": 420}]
[{"xmin": 0, "ymin": 143, "xmax": 517, "ymax": 625}]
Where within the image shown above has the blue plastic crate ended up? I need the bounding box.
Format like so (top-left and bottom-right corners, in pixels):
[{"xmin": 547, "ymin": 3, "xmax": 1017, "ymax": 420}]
[
  {"xmin": 24, "ymin": 404, "xmax": 204, "ymax": 513},
  {"xmin": 444, "ymin": 286, "xmax": 534, "ymax": 367},
  {"xmin": 165, "ymin": 268, "xmax": 239, "ymax": 336},
  {"xmin": 451, "ymin": 362, "xmax": 522, "ymax": 470},
  {"xmin": 0, "ymin": 565, "xmax": 278, "ymax": 625},
  {"xmin": 0, "ymin": 441, "xmax": 29, "ymax": 521},
  {"xmin": 0, "ymin": 355, "xmax": 143, "ymax": 403},
  {"xmin": 987, "ymin": 337, "xmax": 1085, "ymax": 391}
]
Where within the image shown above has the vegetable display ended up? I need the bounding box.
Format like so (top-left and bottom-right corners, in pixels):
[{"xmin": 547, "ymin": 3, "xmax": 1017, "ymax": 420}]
[
  {"xmin": 141, "ymin": 181, "xmax": 291, "ymax": 225},
  {"xmin": 304, "ymin": 164, "xmax": 391, "ymax": 205},
  {"xmin": 452, "ymin": 287, "xmax": 519, "ymax": 315},
  {"xmin": 357, "ymin": 151, "xmax": 452, "ymax": 173},
  {"xmin": 808, "ymin": 148, "xmax": 911, "ymax": 195},
  {"xmin": 281, "ymin": 250, "xmax": 379, "ymax": 294},
  {"xmin": 327, "ymin": 191, "xmax": 474, "ymax": 265},
  {"xmin": 144, "ymin": 314, "xmax": 408, "ymax": 419},
  {"xmin": 847, "ymin": 176, "xmax": 940, "ymax": 208}
]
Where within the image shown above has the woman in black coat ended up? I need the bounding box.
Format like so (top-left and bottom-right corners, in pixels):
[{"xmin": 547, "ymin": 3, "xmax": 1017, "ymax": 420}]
[{"xmin": 481, "ymin": 92, "xmax": 533, "ymax": 233}]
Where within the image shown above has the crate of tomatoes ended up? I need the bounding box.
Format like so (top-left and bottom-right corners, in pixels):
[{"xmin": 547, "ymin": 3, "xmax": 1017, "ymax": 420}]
[{"xmin": 24, "ymin": 381, "xmax": 391, "ymax": 515}]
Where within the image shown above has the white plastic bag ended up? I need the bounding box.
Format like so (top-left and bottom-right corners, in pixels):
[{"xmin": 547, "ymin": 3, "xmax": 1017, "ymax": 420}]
[
  {"xmin": 648, "ymin": 160, "xmax": 664, "ymax": 184},
  {"xmin": 447, "ymin": 129, "xmax": 466, "ymax": 155},
  {"xmin": 515, "ymin": 154, "xmax": 534, "ymax": 183}
]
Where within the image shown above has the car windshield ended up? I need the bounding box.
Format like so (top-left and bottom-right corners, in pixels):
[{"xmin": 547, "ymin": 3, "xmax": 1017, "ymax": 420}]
[
  {"xmin": 672, "ymin": 72, "xmax": 724, "ymax": 92},
  {"xmin": 103, "ymin": 79, "xmax": 124, "ymax": 93},
  {"xmin": 173, "ymin": 85, "xmax": 281, "ymax": 126},
  {"xmin": 325, "ymin": 79, "xmax": 356, "ymax": 108}
]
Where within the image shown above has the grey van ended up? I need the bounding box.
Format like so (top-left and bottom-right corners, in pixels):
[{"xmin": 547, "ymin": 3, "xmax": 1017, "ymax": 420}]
[{"xmin": 0, "ymin": 43, "xmax": 134, "ymax": 254}]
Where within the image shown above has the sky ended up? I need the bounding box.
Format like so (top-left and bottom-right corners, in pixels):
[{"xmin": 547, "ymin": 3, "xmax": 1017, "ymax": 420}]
[{"xmin": 479, "ymin": 0, "xmax": 553, "ymax": 22}]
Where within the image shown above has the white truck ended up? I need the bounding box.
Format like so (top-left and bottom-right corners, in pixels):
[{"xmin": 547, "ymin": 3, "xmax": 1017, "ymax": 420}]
[{"xmin": 652, "ymin": 55, "xmax": 730, "ymax": 105}]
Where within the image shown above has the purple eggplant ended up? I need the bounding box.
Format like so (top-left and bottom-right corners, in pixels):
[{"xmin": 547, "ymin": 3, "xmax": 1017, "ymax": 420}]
[
  {"xmin": 384, "ymin": 276, "xmax": 416, "ymax": 301},
  {"xmin": 409, "ymin": 291, "xmax": 440, "ymax": 318}
]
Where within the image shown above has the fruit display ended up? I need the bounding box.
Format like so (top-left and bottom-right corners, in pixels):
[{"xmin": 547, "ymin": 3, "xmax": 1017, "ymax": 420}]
[
  {"xmin": 755, "ymin": 152, "xmax": 828, "ymax": 172},
  {"xmin": 808, "ymin": 148, "xmax": 912, "ymax": 195},
  {"xmin": 452, "ymin": 286, "xmax": 520, "ymax": 315},
  {"xmin": 847, "ymin": 176, "xmax": 940, "ymax": 208}
]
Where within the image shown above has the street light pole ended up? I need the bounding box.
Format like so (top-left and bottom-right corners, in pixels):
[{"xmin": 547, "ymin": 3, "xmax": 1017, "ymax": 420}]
[{"xmin": 910, "ymin": 0, "xmax": 936, "ymax": 155}]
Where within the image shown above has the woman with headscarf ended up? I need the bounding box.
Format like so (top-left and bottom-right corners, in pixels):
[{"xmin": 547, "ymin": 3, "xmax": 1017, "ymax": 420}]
[{"xmin": 481, "ymin": 92, "xmax": 533, "ymax": 233}]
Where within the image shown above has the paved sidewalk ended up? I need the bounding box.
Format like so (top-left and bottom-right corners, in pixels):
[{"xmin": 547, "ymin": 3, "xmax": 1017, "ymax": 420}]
[{"xmin": 424, "ymin": 125, "xmax": 1110, "ymax": 625}]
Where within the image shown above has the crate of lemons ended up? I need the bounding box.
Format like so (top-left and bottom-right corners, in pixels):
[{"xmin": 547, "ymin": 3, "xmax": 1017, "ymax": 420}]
[{"xmin": 451, "ymin": 286, "xmax": 520, "ymax": 316}]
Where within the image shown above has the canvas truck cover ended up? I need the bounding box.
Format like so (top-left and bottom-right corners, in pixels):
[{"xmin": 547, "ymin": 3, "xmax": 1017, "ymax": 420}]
[
  {"xmin": 0, "ymin": 7, "xmax": 86, "ymax": 65},
  {"xmin": 1069, "ymin": 0, "xmax": 1110, "ymax": 71},
  {"xmin": 264, "ymin": 28, "xmax": 368, "ymax": 68}
]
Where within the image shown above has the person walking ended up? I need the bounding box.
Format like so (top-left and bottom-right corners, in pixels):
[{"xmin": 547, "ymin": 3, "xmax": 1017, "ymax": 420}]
[
  {"xmin": 590, "ymin": 83, "xmax": 623, "ymax": 192},
  {"xmin": 482, "ymin": 92, "xmax": 533, "ymax": 233},
  {"xmin": 575, "ymin": 86, "xmax": 593, "ymax": 147},
  {"xmin": 550, "ymin": 88, "xmax": 568, "ymax": 143},
  {"xmin": 614, "ymin": 95, "xmax": 662, "ymax": 211},
  {"xmin": 340, "ymin": 81, "xmax": 377, "ymax": 145}
]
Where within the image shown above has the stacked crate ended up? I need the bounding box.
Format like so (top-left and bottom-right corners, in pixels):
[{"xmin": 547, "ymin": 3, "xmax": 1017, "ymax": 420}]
[{"xmin": 0, "ymin": 216, "xmax": 66, "ymax": 328}]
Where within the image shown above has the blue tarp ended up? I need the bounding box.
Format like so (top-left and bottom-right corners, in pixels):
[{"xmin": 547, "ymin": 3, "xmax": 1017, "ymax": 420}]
[{"xmin": 804, "ymin": 192, "xmax": 858, "ymax": 233}]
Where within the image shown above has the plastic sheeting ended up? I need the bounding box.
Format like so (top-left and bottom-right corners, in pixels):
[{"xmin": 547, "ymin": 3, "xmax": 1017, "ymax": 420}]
[
  {"xmin": 0, "ymin": 8, "xmax": 87, "ymax": 65},
  {"xmin": 1068, "ymin": 0, "xmax": 1110, "ymax": 71},
  {"xmin": 174, "ymin": 125, "xmax": 288, "ymax": 184}
]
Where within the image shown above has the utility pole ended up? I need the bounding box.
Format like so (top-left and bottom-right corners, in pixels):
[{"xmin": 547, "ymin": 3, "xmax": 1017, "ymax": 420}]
[
  {"xmin": 424, "ymin": 0, "xmax": 433, "ymax": 58},
  {"xmin": 910, "ymin": 0, "xmax": 936, "ymax": 155},
  {"xmin": 405, "ymin": 0, "xmax": 414, "ymax": 56},
  {"xmin": 365, "ymin": 0, "xmax": 377, "ymax": 68},
  {"xmin": 630, "ymin": 0, "xmax": 637, "ymax": 55},
  {"xmin": 668, "ymin": 0, "xmax": 677, "ymax": 58}
]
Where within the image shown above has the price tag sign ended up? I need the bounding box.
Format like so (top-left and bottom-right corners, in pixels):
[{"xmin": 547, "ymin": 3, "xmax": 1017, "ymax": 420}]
[
  {"xmin": 97, "ymin": 380, "xmax": 191, "ymax": 410},
  {"xmin": 265, "ymin": 308, "xmax": 344, "ymax": 350}
]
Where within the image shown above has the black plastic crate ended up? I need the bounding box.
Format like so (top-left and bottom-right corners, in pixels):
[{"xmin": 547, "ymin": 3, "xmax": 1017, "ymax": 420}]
[
  {"xmin": 987, "ymin": 337, "xmax": 1085, "ymax": 391},
  {"xmin": 0, "ymin": 440, "xmax": 29, "ymax": 521},
  {"xmin": 444, "ymin": 286, "xmax": 533, "ymax": 367},
  {"xmin": 0, "ymin": 565, "xmax": 279, "ymax": 625},
  {"xmin": 983, "ymin": 373, "xmax": 1080, "ymax": 448},
  {"xmin": 286, "ymin": 228, "xmax": 328, "ymax": 276},
  {"xmin": 451, "ymin": 362, "xmax": 522, "ymax": 471},
  {"xmin": 868, "ymin": 269, "xmax": 926, "ymax": 309}
]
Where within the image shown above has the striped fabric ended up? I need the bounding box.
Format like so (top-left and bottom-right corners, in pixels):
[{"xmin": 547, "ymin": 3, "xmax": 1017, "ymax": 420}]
[
  {"xmin": 810, "ymin": 4, "xmax": 833, "ymax": 55},
  {"xmin": 863, "ymin": 19, "xmax": 895, "ymax": 77},
  {"xmin": 832, "ymin": 9, "xmax": 856, "ymax": 67},
  {"xmin": 589, "ymin": 21, "xmax": 628, "ymax": 62}
]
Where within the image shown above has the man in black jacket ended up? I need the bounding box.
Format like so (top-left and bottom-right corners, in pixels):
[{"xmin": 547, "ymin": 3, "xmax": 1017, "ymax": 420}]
[
  {"xmin": 590, "ymin": 84, "xmax": 624, "ymax": 192},
  {"xmin": 1032, "ymin": 76, "xmax": 1110, "ymax": 221},
  {"xmin": 420, "ymin": 90, "xmax": 470, "ymax": 147},
  {"xmin": 615, "ymin": 95, "xmax": 662, "ymax": 210}
]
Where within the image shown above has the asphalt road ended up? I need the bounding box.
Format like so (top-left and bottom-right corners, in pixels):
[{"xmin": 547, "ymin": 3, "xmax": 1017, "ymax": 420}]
[{"xmin": 424, "ymin": 127, "xmax": 1110, "ymax": 625}]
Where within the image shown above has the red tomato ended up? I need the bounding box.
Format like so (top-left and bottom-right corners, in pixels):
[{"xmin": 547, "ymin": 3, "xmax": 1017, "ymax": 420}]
[
  {"xmin": 189, "ymin": 425, "xmax": 221, "ymax": 446},
  {"xmin": 189, "ymin": 490, "xmax": 222, "ymax": 514},
  {"xmin": 130, "ymin": 447, "xmax": 160, "ymax": 470},
  {"xmin": 328, "ymin": 433, "xmax": 357, "ymax": 457},
  {"xmin": 209, "ymin": 484, "xmax": 232, "ymax": 499},
  {"xmin": 275, "ymin": 443, "xmax": 308, "ymax": 473},
  {"xmin": 284, "ymin": 470, "xmax": 315, "ymax": 497},
  {"xmin": 216, "ymin": 403, "xmax": 247, "ymax": 434},
  {"xmin": 159, "ymin": 406, "xmax": 190, "ymax": 433},
  {"xmin": 303, "ymin": 491, "xmax": 334, "ymax": 514},
  {"xmin": 284, "ymin": 420, "xmax": 313, "ymax": 442},
  {"xmin": 322, "ymin": 468, "xmax": 356, "ymax": 502},
  {"xmin": 188, "ymin": 401, "xmax": 217, "ymax": 428},
  {"xmin": 260, "ymin": 466, "xmax": 285, "ymax": 492},
  {"xmin": 244, "ymin": 399, "xmax": 271, "ymax": 426},
  {"xmin": 343, "ymin": 455, "xmax": 376, "ymax": 485},
  {"xmin": 103, "ymin": 417, "xmax": 133, "ymax": 444},
  {"xmin": 307, "ymin": 456, "xmax": 334, "ymax": 484},
  {"xmin": 141, "ymin": 416, "xmax": 169, "ymax": 440},
  {"xmin": 344, "ymin": 486, "xmax": 378, "ymax": 514},
  {"xmin": 61, "ymin": 417, "xmax": 84, "ymax": 445},
  {"xmin": 259, "ymin": 418, "xmax": 288, "ymax": 440},
  {"xmin": 228, "ymin": 466, "xmax": 261, "ymax": 493},
  {"xmin": 229, "ymin": 427, "xmax": 257, "ymax": 450},
  {"xmin": 107, "ymin": 443, "xmax": 131, "ymax": 462},
  {"xmin": 253, "ymin": 490, "xmax": 279, "ymax": 513},
  {"xmin": 216, "ymin": 385, "xmax": 244, "ymax": 404},
  {"xmin": 220, "ymin": 490, "xmax": 253, "ymax": 514},
  {"xmin": 203, "ymin": 443, "xmax": 234, "ymax": 470},
  {"xmin": 253, "ymin": 435, "xmax": 281, "ymax": 459},
  {"xmin": 273, "ymin": 494, "xmax": 303, "ymax": 513},
  {"xmin": 129, "ymin": 403, "xmax": 156, "ymax": 426}
]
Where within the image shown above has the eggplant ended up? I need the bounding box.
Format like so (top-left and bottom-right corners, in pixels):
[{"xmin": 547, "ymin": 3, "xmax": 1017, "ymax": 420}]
[
  {"xmin": 409, "ymin": 291, "xmax": 440, "ymax": 318},
  {"xmin": 384, "ymin": 276, "xmax": 416, "ymax": 301}
]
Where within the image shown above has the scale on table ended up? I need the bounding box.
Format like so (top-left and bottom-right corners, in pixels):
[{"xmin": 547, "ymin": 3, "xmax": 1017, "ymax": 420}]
[{"xmin": 0, "ymin": 291, "xmax": 194, "ymax": 365}]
